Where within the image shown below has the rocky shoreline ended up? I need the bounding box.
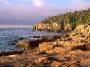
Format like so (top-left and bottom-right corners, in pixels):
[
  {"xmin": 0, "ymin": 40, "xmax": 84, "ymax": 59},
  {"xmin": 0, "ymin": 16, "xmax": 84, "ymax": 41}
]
[
  {"xmin": 0, "ymin": 9, "xmax": 89, "ymax": 67},
  {"xmin": 0, "ymin": 23, "xmax": 90, "ymax": 67},
  {"xmin": 33, "ymin": 22, "xmax": 72, "ymax": 32}
]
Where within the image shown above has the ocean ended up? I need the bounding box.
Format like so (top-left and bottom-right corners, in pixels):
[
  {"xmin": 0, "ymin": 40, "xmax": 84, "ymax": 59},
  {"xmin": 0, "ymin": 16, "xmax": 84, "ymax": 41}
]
[{"xmin": 0, "ymin": 28, "xmax": 61, "ymax": 53}]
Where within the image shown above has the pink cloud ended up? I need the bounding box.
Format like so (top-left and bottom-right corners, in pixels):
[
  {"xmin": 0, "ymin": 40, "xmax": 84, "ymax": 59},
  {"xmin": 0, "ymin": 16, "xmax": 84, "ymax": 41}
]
[{"xmin": 0, "ymin": 0, "xmax": 90, "ymax": 20}]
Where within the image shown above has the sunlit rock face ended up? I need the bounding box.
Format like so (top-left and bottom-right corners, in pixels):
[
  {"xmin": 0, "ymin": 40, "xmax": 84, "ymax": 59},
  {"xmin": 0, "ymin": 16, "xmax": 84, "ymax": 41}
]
[
  {"xmin": 33, "ymin": 22, "xmax": 61, "ymax": 32},
  {"xmin": 33, "ymin": 22, "xmax": 74, "ymax": 32},
  {"xmin": 64, "ymin": 23, "xmax": 72, "ymax": 32},
  {"xmin": 51, "ymin": 22, "xmax": 61, "ymax": 32},
  {"xmin": 69, "ymin": 23, "xmax": 90, "ymax": 50},
  {"xmin": 39, "ymin": 42, "xmax": 53, "ymax": 52},
  {"xmin": 38, "ymin": 23, "xmax": 90, "ymax": 53},
  {"xmin": 33, "ymin": 22, "xmax": 47, "ymax": 31}
]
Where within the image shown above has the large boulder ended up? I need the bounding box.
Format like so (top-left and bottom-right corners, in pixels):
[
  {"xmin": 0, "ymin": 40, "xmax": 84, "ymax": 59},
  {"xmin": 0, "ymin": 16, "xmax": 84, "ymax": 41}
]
[{"xmin": 16, "ymin": 39, "xmax": 30, "ymax": 49}]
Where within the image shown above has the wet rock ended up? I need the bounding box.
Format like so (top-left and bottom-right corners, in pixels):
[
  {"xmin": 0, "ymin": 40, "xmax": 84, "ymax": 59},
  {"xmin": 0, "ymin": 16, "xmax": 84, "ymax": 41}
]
[
  {"xmin": 47, "ymin": 54, "xmax": 58, "ymax": 61},
  {"xmin": 10, "ymin": 37, "xmax": 25, "ymax": 45},
  {"xmin": 0, "ymin": 63, "xmax": 14, "ymax": 67}
]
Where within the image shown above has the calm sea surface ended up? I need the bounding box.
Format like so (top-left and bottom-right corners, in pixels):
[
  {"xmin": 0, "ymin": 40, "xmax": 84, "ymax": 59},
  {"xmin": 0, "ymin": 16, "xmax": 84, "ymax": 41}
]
[{"xmin": 0, "ymin": 28, "xmax": 61, "ymax": 53}]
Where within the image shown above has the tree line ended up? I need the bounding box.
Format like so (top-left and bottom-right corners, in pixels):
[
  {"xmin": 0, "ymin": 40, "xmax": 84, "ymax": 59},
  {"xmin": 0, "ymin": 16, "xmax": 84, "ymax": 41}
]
[{"xmin": 41, "ymin": 9, "xmax": 90, "ymax": 30}]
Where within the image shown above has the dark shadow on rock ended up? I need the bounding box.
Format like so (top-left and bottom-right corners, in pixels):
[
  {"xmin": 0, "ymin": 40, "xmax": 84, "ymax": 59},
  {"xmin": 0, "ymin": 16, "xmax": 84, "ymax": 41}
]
[
  {"xmin": 0, "ymin": 50, "xmax": 23, "ymax": 56},
  {"xmin": 71, "ymin": 45, "xmax": 87, "ymax": 51},
  {"xmin": 29, "ymin": 35, "xmax": 61, "ymax": 48}
]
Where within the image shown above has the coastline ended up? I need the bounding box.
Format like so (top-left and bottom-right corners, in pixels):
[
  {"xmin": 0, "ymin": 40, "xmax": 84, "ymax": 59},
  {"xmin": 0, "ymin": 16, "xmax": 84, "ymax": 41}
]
[
  {"xmin": 0, "ymin": 23, "xmax": 90, "ymax": 67},
  {"xmin": 0, "ymin": 9, "xmax": 90, "ymax": 67}
]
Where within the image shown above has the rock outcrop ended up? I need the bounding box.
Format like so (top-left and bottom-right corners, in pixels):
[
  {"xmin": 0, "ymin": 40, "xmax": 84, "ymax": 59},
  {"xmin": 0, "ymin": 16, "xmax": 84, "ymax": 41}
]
[
  {"xmin": 69, "ymin": 23, "xmax": 90, "ymax": 50},
  {"xmin": 33, "ymin": 22, "xmax": 73, "ymax": 32},
  {"xmin": 16, "ymin": 39, "xmax": 30, "ymax": 49},
  {"xmin": 33, "ymin": 22, "xmax": 61, "ymax": 32},
  {"xmin": 38, "ymin": 23, "xmax": 90, "ymax": 54}
]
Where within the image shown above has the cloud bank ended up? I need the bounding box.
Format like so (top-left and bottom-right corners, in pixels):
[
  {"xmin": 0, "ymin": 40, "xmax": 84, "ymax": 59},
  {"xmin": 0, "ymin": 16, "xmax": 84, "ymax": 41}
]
[{"xmin": 0, "ymin": 0, "xmax": 90, "ymax": 25}]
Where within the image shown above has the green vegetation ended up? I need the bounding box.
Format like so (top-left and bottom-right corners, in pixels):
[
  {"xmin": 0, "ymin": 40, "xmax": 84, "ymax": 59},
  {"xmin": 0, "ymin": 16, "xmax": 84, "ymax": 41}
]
[{"xmin": 41, "ymin": 9, "xmax": 90, "ymax": 30}]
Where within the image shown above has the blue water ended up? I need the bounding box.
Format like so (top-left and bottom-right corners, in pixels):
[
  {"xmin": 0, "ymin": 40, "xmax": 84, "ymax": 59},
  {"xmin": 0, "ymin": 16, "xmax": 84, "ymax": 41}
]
[{"xmin": 0, "ymin": 28, "xmax": 61, "ymax": 53}]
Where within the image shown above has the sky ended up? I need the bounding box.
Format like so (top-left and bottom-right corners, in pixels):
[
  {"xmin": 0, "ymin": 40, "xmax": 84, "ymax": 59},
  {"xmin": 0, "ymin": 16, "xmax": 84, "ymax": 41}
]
[{"xmin": 0, "ymin": 0, "xmax": 90, "ymax": 25}]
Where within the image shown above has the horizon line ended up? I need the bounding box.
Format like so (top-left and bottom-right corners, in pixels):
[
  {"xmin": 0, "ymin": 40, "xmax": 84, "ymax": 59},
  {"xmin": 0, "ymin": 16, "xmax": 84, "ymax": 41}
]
[{"xmin": 0, "ymin": 25, "xmax": 32, "ymax": 28}]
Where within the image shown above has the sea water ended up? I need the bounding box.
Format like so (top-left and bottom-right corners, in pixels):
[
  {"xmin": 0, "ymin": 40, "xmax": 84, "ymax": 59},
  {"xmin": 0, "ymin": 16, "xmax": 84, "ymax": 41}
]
[{"xmin": 0, "ymin": 28, "xmax": 61, "ymax": 53}]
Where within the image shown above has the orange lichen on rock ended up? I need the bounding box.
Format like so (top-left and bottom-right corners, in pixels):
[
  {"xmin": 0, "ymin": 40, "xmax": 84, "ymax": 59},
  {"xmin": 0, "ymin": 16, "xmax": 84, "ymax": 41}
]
[{"xmin": 39, "ymin": 42, "xmax": 53, "ymax": 52}]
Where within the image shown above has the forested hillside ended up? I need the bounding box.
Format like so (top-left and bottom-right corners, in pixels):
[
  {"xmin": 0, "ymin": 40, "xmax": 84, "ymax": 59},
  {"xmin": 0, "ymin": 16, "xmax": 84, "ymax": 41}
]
[
  {"xmin": 42, "ymin": 9, "xmax": 90, "ymax": 25},
  {"xmin": 33, "ymin": 9, "xmax": 90, "ymax": 32}
]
